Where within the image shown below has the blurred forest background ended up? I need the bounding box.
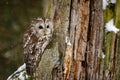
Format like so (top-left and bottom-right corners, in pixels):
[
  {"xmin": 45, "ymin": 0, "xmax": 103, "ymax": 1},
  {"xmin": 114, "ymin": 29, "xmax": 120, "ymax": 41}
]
[{"xmin": 0, "ymin": 0, "xmax": 45, "ymax": 79}]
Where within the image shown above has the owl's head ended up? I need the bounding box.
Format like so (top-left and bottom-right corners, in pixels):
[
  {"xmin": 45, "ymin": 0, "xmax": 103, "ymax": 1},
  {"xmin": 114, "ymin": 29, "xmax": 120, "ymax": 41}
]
[{"xmin": 31, "ymin": 17, "xmax": 53, "ymax": 37}]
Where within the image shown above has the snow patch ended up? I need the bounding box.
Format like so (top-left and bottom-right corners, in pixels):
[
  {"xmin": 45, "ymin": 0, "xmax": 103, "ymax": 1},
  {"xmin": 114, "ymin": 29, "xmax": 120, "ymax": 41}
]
[
  {"xmin": 18, "ymin": 71, "xmax": 28, "ymax": 80},
  {"xmin": 105, "ymin": 19, "xmax": 119, "ymax": 33},
  {"xmin": 7, "ymin": 63, "xmax": 28, "ymax": 80},
  {"xmin": 17, "ymin": 63, "xmax": 26, "ymax": 72},
  {"xmin": 66, "ymin": 36, "xmax": 72, "ymax": 46},
  {"xmin": 103, "ymin": 0, "xmax": 108, "ymax": 10},
  {"xmin": 102, "ymin": 52, "xmax": 105, "ymax": 59},
  {"xmin": 111, "ymin": 0, "xmax": 116, "ymax": 3},
  {"xmin": 103, "ymin": 0, "xmax": 116, "ymax": 10}
]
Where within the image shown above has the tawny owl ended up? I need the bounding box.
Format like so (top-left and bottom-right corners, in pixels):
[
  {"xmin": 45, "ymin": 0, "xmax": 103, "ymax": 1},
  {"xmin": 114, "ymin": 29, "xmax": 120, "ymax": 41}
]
[{"xmin": 23, "ymin": 17, "xmax": 53, "ymax": 76}]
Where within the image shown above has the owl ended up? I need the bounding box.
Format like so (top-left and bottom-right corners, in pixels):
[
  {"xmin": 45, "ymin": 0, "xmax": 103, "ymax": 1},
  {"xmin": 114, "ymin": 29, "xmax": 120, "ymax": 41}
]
[{"xmin": 23, "ymin": 17, "xmax": 53, "ymax": 76}]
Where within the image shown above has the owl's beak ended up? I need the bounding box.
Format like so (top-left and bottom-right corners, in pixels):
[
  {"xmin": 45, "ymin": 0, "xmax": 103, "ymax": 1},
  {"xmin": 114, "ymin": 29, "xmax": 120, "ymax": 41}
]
[{"xmin": 43, "ymin": 29, "xmax": 47, "ymax": 35}]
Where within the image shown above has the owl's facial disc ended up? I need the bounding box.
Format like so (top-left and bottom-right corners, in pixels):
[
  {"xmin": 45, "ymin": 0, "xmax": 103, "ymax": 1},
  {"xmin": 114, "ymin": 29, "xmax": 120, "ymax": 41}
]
[{"xmin": 31, "ymin": 18, "xmax": 53, "ymax": 37}]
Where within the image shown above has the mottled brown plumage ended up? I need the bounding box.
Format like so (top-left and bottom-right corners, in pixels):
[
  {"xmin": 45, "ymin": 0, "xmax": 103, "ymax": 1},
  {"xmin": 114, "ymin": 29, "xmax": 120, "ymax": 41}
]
[{"xmin": 23, "ymin": 17, "xmax": 53, "ymax": 76}]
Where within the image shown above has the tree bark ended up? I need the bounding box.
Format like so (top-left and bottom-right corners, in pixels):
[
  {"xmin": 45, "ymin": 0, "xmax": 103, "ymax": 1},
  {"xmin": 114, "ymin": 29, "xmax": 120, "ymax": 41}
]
[
  {"xmin": 86, "ymin": 0, "xmax": 103, "ymax": 80},
  {"xmin": 114, "ymin": 0, "xmax": 120, "ymax": 80},
  {"xmin": 36, "ymin": 0, "xmax": 103, "ymax": 80}
]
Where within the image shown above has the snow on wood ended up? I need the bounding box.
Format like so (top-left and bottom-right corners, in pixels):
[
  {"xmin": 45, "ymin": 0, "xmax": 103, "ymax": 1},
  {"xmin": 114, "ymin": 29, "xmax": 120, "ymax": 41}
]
[
  {"xmin": 64, "ymin": 36, "xmax": 72, "ymax": 79},
  {"xmin": 17, "ymin": 63, "xmax": 26, "ymax": 72},
  {"xmin": 66, "ymin": 36, "xmax": 72, "ymax": 46},
  {"xmin": 105, "ymin": 19, "xmax": 119, "ymax": 33},
  {"xmin": 7, "ymin": 63, "xmax": 28, "ymax": 80}
]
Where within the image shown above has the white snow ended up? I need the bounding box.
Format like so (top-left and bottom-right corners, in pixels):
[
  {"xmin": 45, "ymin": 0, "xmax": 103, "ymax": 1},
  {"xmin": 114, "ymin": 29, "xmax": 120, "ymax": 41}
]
[
  {"xmin": 111, "ymin": 0, "xmax": 116, "ymax": 3},
  {"xmin": 19, "ymin": 72, "xmax": 25, "ymax": 80},
  {"xmin": 7, "ymin": 63, "xmax": 28, "ymax": 80},
  {"xmin": 105, "ymin": 19, "xmax": 119, "ymax": 33},
  {"xmin": 103, "ymin": 0, "xmax": 116, "ymax": 10},
  {"xmin": 66, "ymin": 36, "xmax": 72, "ymax": 46},
  {"xmin": 102, "ymin": 52, "xmax": 105, "ymax": 59},
  {"xmin": 17, "ymin": 63, "xmax": 26, "ymax": 72},
  {"xmin": 67, "ymin": 40, "xmax": 72, "ymax": 46},
  {"xmin": 103, "ymin": 0, "xmax": 108, "ymax": 10},
  {"xmin": 18, "ymin": 71, "xmax": 28, "ymax": 80},
  {"xmin": 7, "ymin": 75, "xmax": 12, "ymax": 80}
]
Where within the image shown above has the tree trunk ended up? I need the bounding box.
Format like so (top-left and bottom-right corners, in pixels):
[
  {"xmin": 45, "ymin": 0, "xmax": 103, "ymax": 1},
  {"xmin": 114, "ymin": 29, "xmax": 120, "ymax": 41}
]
[
  {"xmin": 102, "ymin": 0, "xmax": 120, "ymax": 80},
  {"xmin": 86, "ymin": 0, "xmax": 103, "ymax": 80},
  {"xmin": 35, "ymin": 0, "xmax": 103, "ymax": 80},
  {"xmin": 114, "ymin": 0, "xmax": 120, "ymax": 80}
]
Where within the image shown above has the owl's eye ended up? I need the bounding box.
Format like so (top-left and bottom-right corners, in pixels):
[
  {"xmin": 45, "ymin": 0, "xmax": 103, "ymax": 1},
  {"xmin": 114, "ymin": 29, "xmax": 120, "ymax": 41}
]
[
  {"xmin": 46, "ymin": 25, "xmax": 49, "ymax": 28},
  {"xmin": 38, "ymin": 25, "xmax": 43, "ymax": 29}
]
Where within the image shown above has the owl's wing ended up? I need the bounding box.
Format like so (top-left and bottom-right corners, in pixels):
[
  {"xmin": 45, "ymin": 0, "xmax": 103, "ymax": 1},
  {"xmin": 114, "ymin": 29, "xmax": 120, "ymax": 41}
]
[{"xmin": 23, "ymin": 32, "xmax": 38, "ymax": 75}]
